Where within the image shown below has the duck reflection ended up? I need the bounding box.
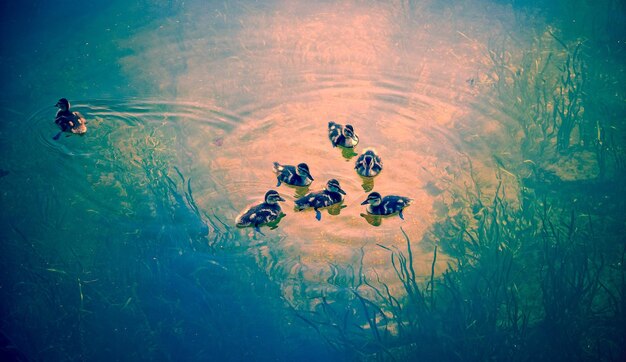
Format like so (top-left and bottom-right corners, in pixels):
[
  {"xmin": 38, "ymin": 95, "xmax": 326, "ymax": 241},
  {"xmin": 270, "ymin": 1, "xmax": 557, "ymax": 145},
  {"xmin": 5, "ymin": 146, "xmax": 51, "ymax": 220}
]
[
  {"xmin": 340, "ymin": 146, "xmax": 358, "ymax": 160},
  {"xmin": 294, "ymin": 201, "xmax": 347, "ymax": 220},
  {"xmin": 360, "ymin": 209, "xmax": 410, "ymax": 226},
  {"xmin": 265, "ymin": 211, "xmax": 286, "ymax": 230},
  {"xmin": 359, "ymin": 175, "xmax": 375, "ymax": 192},
  {"xmin": 360, "ymin": 212, "xmax": 384, "ymax": 227},
  {"xmin": 282, "ymin": 185, "xmax": 310, "ymax": 198},
  {"xmin": 293, "ymin": 185, "xmax": 311, "ymax": 198},
  {"xmin": 325, "ymin": 201, "xmax": 347, "ymax": 216}
]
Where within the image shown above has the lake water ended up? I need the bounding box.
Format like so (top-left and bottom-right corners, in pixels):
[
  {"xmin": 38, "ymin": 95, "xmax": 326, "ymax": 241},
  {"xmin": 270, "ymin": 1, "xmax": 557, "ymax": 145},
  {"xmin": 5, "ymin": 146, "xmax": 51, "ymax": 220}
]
[{"xmin": 1, "ymin": 0, "xmax": 624, "ymax": 360}]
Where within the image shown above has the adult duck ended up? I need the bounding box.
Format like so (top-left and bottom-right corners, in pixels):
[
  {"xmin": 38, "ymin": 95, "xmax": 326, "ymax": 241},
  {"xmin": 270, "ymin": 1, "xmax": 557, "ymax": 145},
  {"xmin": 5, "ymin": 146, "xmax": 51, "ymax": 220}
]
[{"xmin": 53, "ymin": 98, "xmax": 87, "ymax": 139}]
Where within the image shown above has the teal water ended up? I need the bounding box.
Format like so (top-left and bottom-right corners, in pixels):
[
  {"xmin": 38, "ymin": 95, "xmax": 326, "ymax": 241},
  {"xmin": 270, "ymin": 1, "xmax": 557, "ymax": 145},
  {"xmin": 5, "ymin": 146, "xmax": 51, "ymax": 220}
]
[{"xmin": 1, "ymin": 0, "xmax": 625, "ymax": 361}]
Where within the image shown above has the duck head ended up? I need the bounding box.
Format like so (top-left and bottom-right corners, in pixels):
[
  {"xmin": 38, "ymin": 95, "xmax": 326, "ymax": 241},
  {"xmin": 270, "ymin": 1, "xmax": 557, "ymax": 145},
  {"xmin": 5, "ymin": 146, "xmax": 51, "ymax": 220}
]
[
  {"xmin": 326, "ymin": 179, "xmax": 346, "ymax": 195},
  {"xmin": 361, "ymin": 192, "xmax": 382, "ymax": 206},
  {"xmin": 362, "ymin": 154, "xmax": 374, "ymax": 171},
  {"xmin": 343, "ymin": 124, "xmax": 356, "ymax": 139},
  {"xmin": 363, "ymin": 149, "xmax": 377, "ymax": 157},
  {"xmin": 296, "ymin": 163, "xmax": 314, "ymax": 180},
  {"xmin": 264, "ymin": 190, "xmax": 286, "ymax": 204},
  {"xmin": 55, "ymin": 98, "xmax": 70, "ymax": 111}
]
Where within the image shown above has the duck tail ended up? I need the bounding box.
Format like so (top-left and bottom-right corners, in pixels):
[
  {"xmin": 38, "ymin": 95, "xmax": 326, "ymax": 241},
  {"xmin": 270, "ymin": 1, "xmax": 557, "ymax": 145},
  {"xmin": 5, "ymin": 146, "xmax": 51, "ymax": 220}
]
[
  {"xmin": 235, "ymin": 216, "xmax": 249, "ymax": 228},
  {"xmin": 328, "ymin": 122, "xmax": 341, "ymax": 145},
  {"xmin": 272, "ymin": 162, "xmax": 283, "ymax": 173}
]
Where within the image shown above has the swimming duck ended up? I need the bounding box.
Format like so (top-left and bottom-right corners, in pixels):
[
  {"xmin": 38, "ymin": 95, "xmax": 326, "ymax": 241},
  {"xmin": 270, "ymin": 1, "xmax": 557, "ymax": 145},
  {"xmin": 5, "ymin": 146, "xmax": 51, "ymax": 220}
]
[
  {"xmin": 328, "ymin": 121, "xmax": 359, "ymax": 148},
  {"xmin": 53, "ymin": 98, "xmax": 87, "ymax": 139},
  {"xmin": 295, "ymin": 179, "xmax": 346, "ymax": 221},
  {"xmin": 355, "ymin": 148, "xmax": 383, "ymax": 177},
  {"xmin": 236, "ymin": 190, "xmax": 286, "ymax": 234},
  {"xmin": 361, "ymin": 192, "xmax": 412, "ymax": 220},
  {"xmin": 273, "ymin": 162, "xmax": 314, "ymax": 187}
]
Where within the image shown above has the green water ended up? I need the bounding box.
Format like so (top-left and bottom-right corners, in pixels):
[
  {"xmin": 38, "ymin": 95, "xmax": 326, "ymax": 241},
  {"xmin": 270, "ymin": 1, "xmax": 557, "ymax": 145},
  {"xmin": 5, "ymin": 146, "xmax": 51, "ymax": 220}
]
[{"xmin": 1, "ymin": 0, "xmax": 625, "ymax": 360}]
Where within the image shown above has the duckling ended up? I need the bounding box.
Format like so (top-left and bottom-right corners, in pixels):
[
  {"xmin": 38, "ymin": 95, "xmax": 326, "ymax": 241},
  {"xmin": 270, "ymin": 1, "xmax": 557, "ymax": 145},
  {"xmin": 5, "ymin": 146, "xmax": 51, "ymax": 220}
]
[
  {"xmin": 328, "ymin": 121, "xmax": 359, "ymax": 148},
  {"xmin": 361, "ymin": 192, "xmax": 412, "ymax": 220},
  {"xmin": 295, "ymin": 179, "xmax": 346, "ymax": 221},
  {"xmin": 355, "ymin": 148, "xmax": 383, "ymax": 177},
  {"xmin": 236, "ymin": 190, "xmax": 286, "ymax": 234},
  {"xmin": 53, "ymin": 98, "xmax": 87, "ymax": 139},
  {"xmin": 273, "ymin": 162, "xmax": 314, "ymax": 187}
]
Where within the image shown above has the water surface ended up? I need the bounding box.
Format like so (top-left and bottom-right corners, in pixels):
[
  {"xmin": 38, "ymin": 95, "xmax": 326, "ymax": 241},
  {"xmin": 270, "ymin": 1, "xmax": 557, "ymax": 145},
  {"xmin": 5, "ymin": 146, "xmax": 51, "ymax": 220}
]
[{"xmin": 1, "ymin": 0, "xmax": 623, "ymax": 360}]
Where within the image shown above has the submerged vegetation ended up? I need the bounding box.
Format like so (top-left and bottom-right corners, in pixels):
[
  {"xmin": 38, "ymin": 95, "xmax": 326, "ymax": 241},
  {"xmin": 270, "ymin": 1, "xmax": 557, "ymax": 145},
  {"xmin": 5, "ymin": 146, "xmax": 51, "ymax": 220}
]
[
  {"xmin": 294, "ymin": 2, "xmax": 626, "ymax": 361},
  {"xmin": 1, "ymin": 128, "xmax": 326, "ymax": 361},
  {"xmin": 297, "ymin": 167, "xmax": 625, "ymax": 361},
  {"xmin": 2, "ymin": 1, "xmax": 624, "ymax": 361},
  {"xmin": 486, "ymin": 11, "xmax": 625, "ymax": 183}
]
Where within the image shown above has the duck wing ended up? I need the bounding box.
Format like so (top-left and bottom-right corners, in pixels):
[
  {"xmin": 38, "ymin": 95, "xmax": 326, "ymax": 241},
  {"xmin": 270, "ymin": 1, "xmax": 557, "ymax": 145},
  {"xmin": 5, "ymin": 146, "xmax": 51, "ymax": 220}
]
[
  {"xmin": 236, "ymin": 203, "xmax": 280, "ymax": 227},
  {"xmin": 328, "ymin": 122, "xmax": 342, "ymax": 146},
  {"xmin": 295, "ymin": 192, "xmax": 329, "ymax": 210},
  {"xmin": 354, "ymin": 154, "xmax": 365, "ymax": 170},
  {"xmin": 295, "ymin": 193, "xmax": 316, "ymax": 210}
]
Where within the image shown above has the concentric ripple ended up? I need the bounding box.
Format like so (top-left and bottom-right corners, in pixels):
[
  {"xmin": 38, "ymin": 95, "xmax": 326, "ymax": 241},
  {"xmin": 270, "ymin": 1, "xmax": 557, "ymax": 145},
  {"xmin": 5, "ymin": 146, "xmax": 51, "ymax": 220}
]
[
  {"xmin": 16, "ymin": 0, "xmax": 534, "ymax": 309},
  {"xmin": 114, "ymin": 0, "xmax": 530, "ymax": 304}
]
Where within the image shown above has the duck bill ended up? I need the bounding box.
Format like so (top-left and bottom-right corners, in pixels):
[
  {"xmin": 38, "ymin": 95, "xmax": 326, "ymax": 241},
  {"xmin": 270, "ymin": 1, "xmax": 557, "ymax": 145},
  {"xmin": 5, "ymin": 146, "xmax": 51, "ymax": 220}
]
[
  {"xmin": 305, "ymin": 172, "xmax": 314, "ymax": 181},
  {"xmin": 278, "ymin": 196, "xmax": 286, "ymax": 202},
  {"xmin": 360, "ymin": 199, "xmax": 369, "ymax": 205},
  {"xmin": 338, "ymin": 187, "xmax": 346, "ymax": 195}
]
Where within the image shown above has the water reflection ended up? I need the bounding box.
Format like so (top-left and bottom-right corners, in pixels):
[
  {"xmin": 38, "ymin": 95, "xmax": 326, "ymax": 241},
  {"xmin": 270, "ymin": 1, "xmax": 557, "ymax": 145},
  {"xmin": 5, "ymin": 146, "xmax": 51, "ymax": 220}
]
[
  {"xmin": 359, "ymin": 175, "xmax": 375, "ymax": 192},
  {"xmin": 293, "ymin": 201, "xmax": 348, "ymax": 221},
  {"xmin": 104, "ymin": 0, "xmax": 527, "ymax": 308},
  {"xmin": 5, "ymin": 0, "xmax": 584, "ymax": 359},
  {"xmin": 339, "ymin": 146, "xmax": 358, "ymax": 160},
  {"xmin": 359, "ymin": 207, "xmax": 411, "ymax": 227},
  {"xmin": 237, "ymin": 211, "xmax": 287, "ymax": 236},
  {"xmin": 140, "ymin": 0, "xmax": 524, "ymax": 307},
  {"xmin": 280, "ymin": 184, "xmax": 310, "ymax": 199},
  {"xmin": 360, "ymin": 212, "xmax": 384, "ymax": 227},
  {"xmin": 266, "ymin": 212, "xmax": 287, "ymax": 230},
  {"xmin": 294, "ymin": 179, "xmax": 347, "ymax": 221}
]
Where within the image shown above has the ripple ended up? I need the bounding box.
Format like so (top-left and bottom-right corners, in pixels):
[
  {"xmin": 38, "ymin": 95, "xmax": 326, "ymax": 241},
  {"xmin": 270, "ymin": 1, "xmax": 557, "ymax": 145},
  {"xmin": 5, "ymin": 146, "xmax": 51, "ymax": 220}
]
[
  {"xmin": 21, "ymin": 0, "xmax": 531, "ymax": 310},
  {"xmin": 200, "ymin": 70, "xmax": 471, "ymax": 301},
  {"xmin": 23, "ymin": 99, "xmax": 244, "ymax": 222}
]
